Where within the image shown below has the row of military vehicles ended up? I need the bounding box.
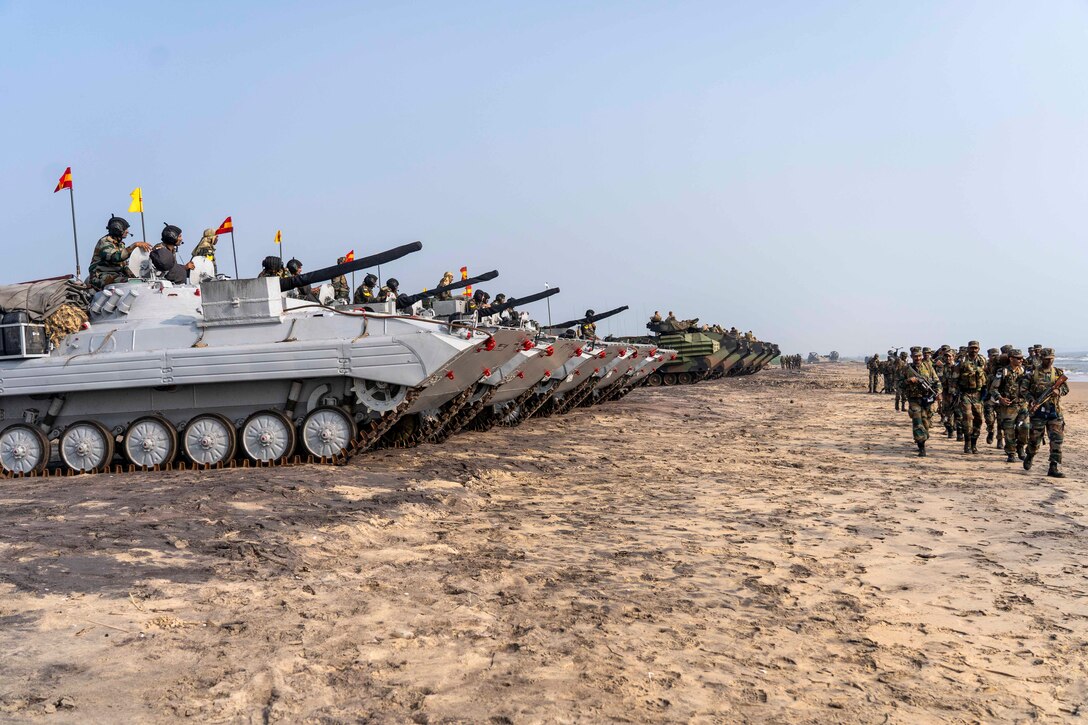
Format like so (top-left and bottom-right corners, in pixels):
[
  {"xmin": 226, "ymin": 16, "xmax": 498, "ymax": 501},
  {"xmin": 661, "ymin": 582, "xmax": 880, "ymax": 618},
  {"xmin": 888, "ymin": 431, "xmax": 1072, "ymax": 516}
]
[{"xmin": 0, "ymin": 243, "xmax": 778, "ymax": 476}]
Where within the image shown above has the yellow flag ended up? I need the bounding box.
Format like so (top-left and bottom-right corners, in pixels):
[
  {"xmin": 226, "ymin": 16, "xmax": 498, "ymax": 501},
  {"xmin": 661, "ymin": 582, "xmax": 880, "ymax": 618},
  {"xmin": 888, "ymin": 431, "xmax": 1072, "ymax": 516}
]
[
  {"xmin": 274, "ymin": 230, "xmax": 282, "ymax": 244},
  {"xmin": 128, "ymin": 187, "xmax": 143, "ymax": 213}
]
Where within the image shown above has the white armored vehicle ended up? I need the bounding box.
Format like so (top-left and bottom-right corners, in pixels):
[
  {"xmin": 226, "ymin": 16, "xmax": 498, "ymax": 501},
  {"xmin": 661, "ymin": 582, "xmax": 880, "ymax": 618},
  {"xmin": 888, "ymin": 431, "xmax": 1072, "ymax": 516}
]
[{"xmin": 0, "ymin": 243, "xmax": 514, "ymax": 475}]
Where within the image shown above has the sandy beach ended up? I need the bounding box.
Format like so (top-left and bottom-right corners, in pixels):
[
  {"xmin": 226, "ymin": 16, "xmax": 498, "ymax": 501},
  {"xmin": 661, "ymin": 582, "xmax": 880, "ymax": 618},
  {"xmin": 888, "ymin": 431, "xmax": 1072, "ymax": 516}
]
[{"xmin": 1, "ymin": 363, "xmax": 1085, "ymax": 722}]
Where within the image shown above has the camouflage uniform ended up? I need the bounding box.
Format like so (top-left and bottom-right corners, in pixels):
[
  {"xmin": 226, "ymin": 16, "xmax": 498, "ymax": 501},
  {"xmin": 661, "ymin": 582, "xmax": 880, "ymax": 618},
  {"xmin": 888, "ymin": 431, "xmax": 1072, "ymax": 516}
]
[
  {"xmin": 1018, "ymin": 349, "xmax": 1068, "ymax": 477},
  {"xmin": 903, "ymin": 348, "xmax": 940, "ymax": 456},
  {"xmin": 191, "ymin": 229, "xmax": 217, "ymax": 264},
  {"xmin": 893, "ymin": 352, "xmax": 908, "ymax": 411},
  {"xmin": 883, "ymin": 350, "xmax": 895, "ymax": 395},
  {"xmin": 953, "ymin": 343, "xmax": 987, "ymax": 453},
  {"xmin": 435, "ymin": 273, "xmax": 455, "ymax": 301},
  {"xmin": 580, "ymin": 321, "xmax": 597, "ymax": 339},
  {"xmin": 867, "ymin": 354, "xmax": 881, "ymax": 393},
  {"xmin": 376, "ymin": 285, "xmax": 397, "ymax": 302},
  {"xmin": 982, "ymin": 348, "xmax": 1000, "ymax": 444},
  {"xmin": 330, "ymin": 257, "xmax": 349, "ymax": 302},
  {"xmin": 989, "ymin": 350, "xmax": 1028, "ymax": 463},
  {"xmin": 86, "ymin": 234, "xmax": 135, "ymax": 290},
  {"xmin": 353, "ymin": 284, "xmax": 375, "ymax": 304},
  {"xmin": 936, "ymin": 348, "xmax": 957, "ymax": 437}
]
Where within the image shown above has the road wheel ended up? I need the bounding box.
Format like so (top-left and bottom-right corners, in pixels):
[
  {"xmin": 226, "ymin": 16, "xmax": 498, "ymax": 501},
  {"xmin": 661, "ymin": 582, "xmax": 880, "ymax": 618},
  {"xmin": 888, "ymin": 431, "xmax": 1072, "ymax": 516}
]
[
  {"xmin": 240, "ymin": 410, "xmax": 296, "ymax": 462},
  {"xmin": 182, "ymin": 414, "xmax": 237, "ymax": 466},
  {"xmin": 299, "ymin": 407, "xmax": 356, "ymax": 458},
  {"xmin": 123, "ymin": 415, "xmax": 178, "ymax": 468},
  {"xmin": 60, "ymin": 420, "xmax": 114, "ymax": 473},
  {"xmin": 0, "ymin": 424, "xmax": 49, "ymax": 475}
]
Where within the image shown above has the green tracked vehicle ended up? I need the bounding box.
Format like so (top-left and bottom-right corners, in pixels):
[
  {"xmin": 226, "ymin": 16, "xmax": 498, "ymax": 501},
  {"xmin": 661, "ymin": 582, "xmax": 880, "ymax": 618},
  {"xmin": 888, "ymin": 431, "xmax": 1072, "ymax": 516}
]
[{"xmin": 615, "ymin": 319, "xmax": 735, "ymax": 386}]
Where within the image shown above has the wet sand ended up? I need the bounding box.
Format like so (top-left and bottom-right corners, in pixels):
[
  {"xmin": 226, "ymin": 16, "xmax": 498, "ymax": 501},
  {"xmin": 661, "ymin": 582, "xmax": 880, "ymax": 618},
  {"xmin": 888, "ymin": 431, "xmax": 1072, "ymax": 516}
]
[{"xmin": 0, "ymin": 363, "xmax": 1085, "ymax": 722}]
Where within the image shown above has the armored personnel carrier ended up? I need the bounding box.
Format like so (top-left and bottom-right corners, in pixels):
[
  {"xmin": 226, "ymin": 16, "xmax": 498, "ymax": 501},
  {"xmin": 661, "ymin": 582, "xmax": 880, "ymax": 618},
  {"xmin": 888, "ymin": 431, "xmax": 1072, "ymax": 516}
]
[
  {"xmin": 0, "ymin": 243, "xmax": 514, "ymax": 476},
  {"xmin": 617, "ymin": 319, "xmax": 733, "ymax": 386}
]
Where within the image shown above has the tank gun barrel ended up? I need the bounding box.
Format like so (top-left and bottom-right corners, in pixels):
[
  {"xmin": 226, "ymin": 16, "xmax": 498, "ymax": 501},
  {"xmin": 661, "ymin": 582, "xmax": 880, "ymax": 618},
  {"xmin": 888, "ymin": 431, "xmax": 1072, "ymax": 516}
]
[
  {"xmin": 280, "ymin": 241, "xmax": 423, "ymax": 292},
  {"xmin": 542, "ymin": 304, "xmax": 629, "ymax": 330},
  {"xmin": 488, "ymin": 287, "xmax": 559, "ymax": 315},
  {"xmin": 396, "ymin": 269, "xmax": 499, "ymax": 309}
]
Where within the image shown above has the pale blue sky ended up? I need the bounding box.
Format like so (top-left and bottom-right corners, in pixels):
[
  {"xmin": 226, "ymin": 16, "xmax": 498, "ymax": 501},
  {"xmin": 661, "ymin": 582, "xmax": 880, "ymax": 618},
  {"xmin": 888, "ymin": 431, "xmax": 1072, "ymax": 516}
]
[{"xmin": 2, "ymin": 1, "xmax": 1085, "ymax": 353}]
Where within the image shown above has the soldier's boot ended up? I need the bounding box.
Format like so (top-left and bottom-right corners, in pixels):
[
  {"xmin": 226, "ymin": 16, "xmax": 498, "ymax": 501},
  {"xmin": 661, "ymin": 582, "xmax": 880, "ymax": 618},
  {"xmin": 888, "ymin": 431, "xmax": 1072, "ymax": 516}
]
[
  {"xmin": 986, "ymin": 430, "xmax": 994, "ymax": 445},
  {"xmin": 970, "ymin": 435, "xmax": 979, "ymax": 454},
  {"xmin": 956, "ymin": 428, "xmax": 964, "ymax": 442},
  {"xmin": 917, "ymin": 441, "xmax": 926, "ymax": 457},
  {"xmin": 1017, "ymin": 444, "xmax": 1025, "ymax": 461},
  {"xmin": 1023, "ymin": 447, "xmax": 1035, "ymax": 471},
  {"xmin": 945, "ymin": 423, "xmax": 953, "ymax": 438},
  {"xmin": 995, "ymin": 432, "xmax": 1004, "ymax": 449},
  {"xmin": 894, "ymin": 401, "xmax": 900, "ymax": 412},
  {"xmin": 1006, "ymin": 451, "xmax": 1017, "ymax": 463},
  {"xmin": 963, "ymin": 438, "xmax": 971, "ymax": 454},
  {"xmin": 1048, "ymin": 462, "xmax": 1065, "ymax": 479}
]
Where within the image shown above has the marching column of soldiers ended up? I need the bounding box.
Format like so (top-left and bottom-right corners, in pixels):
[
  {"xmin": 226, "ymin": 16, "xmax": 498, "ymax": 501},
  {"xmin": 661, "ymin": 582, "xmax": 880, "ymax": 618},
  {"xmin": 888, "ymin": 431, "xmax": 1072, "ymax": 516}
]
[{"xmin": 866, "ymin": 343, "xmax": 1069, "ymax": 478}]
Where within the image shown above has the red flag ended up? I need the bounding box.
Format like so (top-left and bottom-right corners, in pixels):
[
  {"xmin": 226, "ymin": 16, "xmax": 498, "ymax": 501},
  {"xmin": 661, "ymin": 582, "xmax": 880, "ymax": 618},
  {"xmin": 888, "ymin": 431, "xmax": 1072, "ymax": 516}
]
[
  {"xmin": 54, "ymin": 167, "xmax": 72, "ymax": 193},
  {"xmin": 461, "ymin": 266, "xmax": 471, "ymax": 297},
  {"xmin": 344, "ymin": 250, "xmax": 355, "ymax": 262},
  {"xmin": 215, "ymin": 216, "xmax": 233, "ymax": 235}
]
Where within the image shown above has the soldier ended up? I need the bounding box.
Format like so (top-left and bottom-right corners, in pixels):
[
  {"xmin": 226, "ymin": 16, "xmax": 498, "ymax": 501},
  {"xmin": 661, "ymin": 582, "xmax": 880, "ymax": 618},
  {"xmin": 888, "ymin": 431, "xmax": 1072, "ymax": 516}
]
[
  {"xmin": 330, "ymin": 257, "xmax": 350, "ymax": 302},
  {"xmin": 883, "ymin": 349, "xmax": 896, "ymax": 395},
  {"xmin": 651, "ymin": 310, "xmax": 663, "ymax": 323},
  {"xmin": 1019, "ymin": 348, "xmax": 1069, "ymax": 478},
  {"xmin": 376, "ymin": 277, "xmax": 400, "ymax": 302},
  {"xmin": 938, "ymin": 347, "xmax": 957, "ymax": 438},
  {"xmin": 982, "ymin": 347, "xmax": 1001, "ymax": 445},
  {"xmin": 990, "ymin": 348, "xmax": 1029, "ymax": 463},
  {"xmin": 893, "ymin": 351, "xmax": 908, "ymax": 412},
  {"xmin": 665, "ymin": 311, "xmax": 677, "ymax": 324},
  {"xmin": 465, "ymin": 289, "xmax": 490, "ymax": 314},
  {"xmin": 903, "ymin": 347, "xmax": 941, "ymax": 457},
  {"xmin": 579, "ymin": 309, "xmax": 597, "ymax": 340},
  {"xmin": 149, "ymin": 223, "xmax": 194, "ymax": 284},
  {"xmin": 353, "ymin": 273, "xmax": 378, "ymax": 304},
  {"xmin": 867, "ymin": 353, "xmax": 881, "ymax": 393},
  {"xmin": 258, "ymin": 255, "xmax": 285, "ymax": 278},
  {"xmin": 284, "ymin": 258, "xmax": 319, "ymax": 302},
  {"xmin": 191, "ymin": 228, "xmax": 217, "ymax": 265},
  {"xmin": 86, "ymin": 215, "xmax": 152, "ymax": 290},
  {"xmin": 435, "ymin": 271, "xmax": 455, "ymax": 301},
  {"xmin": 953, "ymin": 340, "xmax": 987, "ymax": 454}
]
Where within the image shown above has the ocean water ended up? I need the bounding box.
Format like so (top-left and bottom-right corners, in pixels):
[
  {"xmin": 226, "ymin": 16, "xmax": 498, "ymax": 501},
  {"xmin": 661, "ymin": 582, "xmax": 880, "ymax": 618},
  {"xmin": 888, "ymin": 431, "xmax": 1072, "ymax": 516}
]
[{"xmin": 1055, "ymin": 352, "xmax": 1088, "ymax": 378}]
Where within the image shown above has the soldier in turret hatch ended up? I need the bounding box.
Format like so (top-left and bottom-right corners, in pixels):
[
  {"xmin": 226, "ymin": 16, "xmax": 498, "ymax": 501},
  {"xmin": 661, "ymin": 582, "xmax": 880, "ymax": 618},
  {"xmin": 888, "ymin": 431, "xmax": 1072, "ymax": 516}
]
[
  {"xmin": 284, "ymin": 258, "xmax": 319, "ymax": 301},
  {"xmin": 466, "ymin": 289, "xmax": 490, "ymax": 313},
  {"xmin": 435, "ymin": 271, "xmax": 455, "ymax": 300},
  {"xmin": 259, "ymin": 256, "xmax": 286, "ymax": 278},
  {"xmin": 651, "ymin": 310, "xmax": 662, "ymax": 323},
  {"xmin": 191, "ymin": 228, "xmax": 217, "ymax": 264},
  {"xmin": 579, "ymin": 310, "xmax": 597, "ymax": 340},
  {"xmin": 353, "ymin": 273, "xmax": 378, "ymax": 303},
  {"xmin": 377, "ymin": 278, "xmax": 399, "ymax": 302},
  {"xmin": 86, "ymin": 215, "xmax": 152, "ymax": 290},
  {"xmin": 149, "ymin": 223, "xmax": 194, "ymax": 284},
  {"xmin": 330, "ymin": 257, "xmax": 350, "ymax": 302}
]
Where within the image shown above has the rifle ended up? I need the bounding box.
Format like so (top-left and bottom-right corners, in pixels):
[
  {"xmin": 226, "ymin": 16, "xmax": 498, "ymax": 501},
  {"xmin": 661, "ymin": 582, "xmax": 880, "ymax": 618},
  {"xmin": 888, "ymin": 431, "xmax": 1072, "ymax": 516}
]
[
  {"xmin": 904, "ymin": 364, "xmax": 940, "ymax": 401},
  {"xmin": 395, "ymin": 270, "xmax": 499, "ymax": 309},
  {"xmin": 541, "ymin": 305, "xmax": 629, "ymax": 331},
  {"xmin": 1027, "ymin": 374, "xmax": 1068, "ymax": 415}
]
